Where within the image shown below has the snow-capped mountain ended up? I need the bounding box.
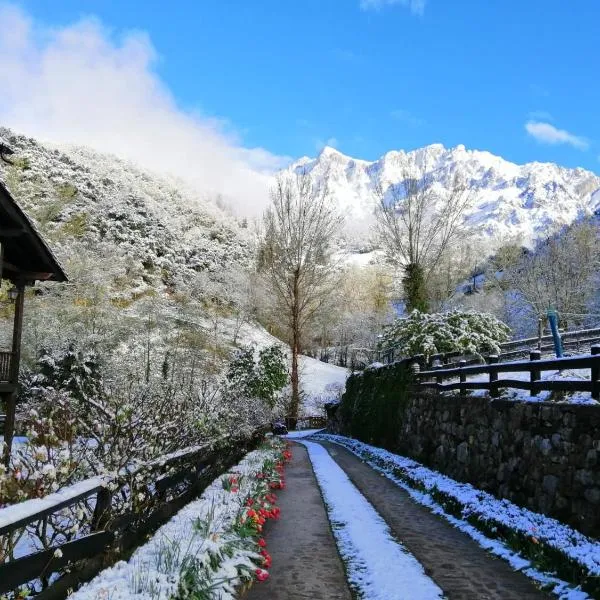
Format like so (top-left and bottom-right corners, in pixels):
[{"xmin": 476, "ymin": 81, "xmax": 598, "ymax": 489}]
[{"xmin": 290, "ymin": 144, "xmax": 600, "ymax": 249}]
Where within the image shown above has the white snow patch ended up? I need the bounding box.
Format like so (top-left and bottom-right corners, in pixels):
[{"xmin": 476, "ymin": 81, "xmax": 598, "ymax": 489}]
[
  {"xmin": 285, "ymin": 429, "xmax": 324, "ymax": 439},
  {"xmin": 68, "ymin": 445, "xmax": 278, "ymax": 600},
  {"xmin": 299, "ymin": 440, "xmax": 444, "ymax": 600},
  {"xmin": 313, "ymin": 434, "xmax": 595, "ymax": 599},
  {"xmin": 298, "ymin": 356, "xmax": 349, "ymax": 415}
]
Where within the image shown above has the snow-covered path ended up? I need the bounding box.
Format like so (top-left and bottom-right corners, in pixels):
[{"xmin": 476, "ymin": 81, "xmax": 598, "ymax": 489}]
[{"xmin": 298, "ymin": 440, "xmax": 444, "ymax": 600}]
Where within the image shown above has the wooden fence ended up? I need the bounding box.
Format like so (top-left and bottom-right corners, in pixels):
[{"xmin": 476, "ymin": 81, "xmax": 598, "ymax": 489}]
[
  {"xmin": 0, "ymin": 426, "xmax": 268, "ymax": 598},
  {"xmin": 314, "ymin": 326, "xmax": 600, "ymax": 371},
  {"xmin": 415, "ymin": 346, "xmax": 600, "ymax": 399}
]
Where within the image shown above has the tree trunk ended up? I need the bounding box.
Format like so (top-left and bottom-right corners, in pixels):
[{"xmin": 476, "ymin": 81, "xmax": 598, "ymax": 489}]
[{"xmin": 289, "ymin": 272, "xmax": 301, "ymax": 425}]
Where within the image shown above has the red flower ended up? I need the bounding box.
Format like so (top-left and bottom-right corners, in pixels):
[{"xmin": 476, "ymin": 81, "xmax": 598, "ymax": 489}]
[
  {"xmin": 258, "ymin": 538, "xmax": 266, "ymax": 547},
  {"xmin": 256, "ymin": 569, "xmax": 269, "ymax": 582}
]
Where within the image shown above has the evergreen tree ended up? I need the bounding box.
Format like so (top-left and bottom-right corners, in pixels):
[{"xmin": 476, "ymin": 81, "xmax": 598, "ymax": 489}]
[{"xmin": 402, "ymin": 263, "xmax": 429, "ymax": 313}]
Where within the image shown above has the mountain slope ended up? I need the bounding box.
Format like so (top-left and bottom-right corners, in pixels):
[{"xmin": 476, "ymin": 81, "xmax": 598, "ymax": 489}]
[
  {"xmin": 290, "ymin": 144, "xmax": 600, "ymax": 249},
  {"xmin": 0, "ymin": 127, "xmax": 254, "ymax": 296}
]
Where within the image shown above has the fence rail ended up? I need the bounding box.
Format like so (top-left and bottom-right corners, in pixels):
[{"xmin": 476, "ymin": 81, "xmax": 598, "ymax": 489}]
[
  {"xmin": 415, "ymin": 346, "xmax": 600, "ymax": 399},
  {"xmin": 313, "ymin": 326, "xmax": 600, "ymax": 371},
  {"xmin": 0, "ymin": 426, "xmax": 268, "ymax": 598}
]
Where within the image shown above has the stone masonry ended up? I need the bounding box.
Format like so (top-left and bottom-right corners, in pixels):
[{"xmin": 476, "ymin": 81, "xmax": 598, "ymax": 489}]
[{"xmin": 333, "ymin": 365, "xmax": 600, "ymax": 538}]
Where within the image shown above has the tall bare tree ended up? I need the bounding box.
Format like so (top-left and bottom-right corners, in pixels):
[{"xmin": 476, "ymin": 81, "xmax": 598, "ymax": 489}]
[
  {"xmin": 504, "ymin": 220, "xmax": 599, "ymax": 327},
  {"xmin": 259, "ymin": 170, "xmax": 341, "ymax": 421},
  {"xmin": 375, "ymin": 168, "xmax": 472, "ymax": 311}
]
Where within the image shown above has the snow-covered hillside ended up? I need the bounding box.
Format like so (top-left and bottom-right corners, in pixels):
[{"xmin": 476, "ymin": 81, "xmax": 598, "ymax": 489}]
[
  {"xmin": 0, "ymin": 126, "xmax": 254, "ymax": 296},
  {"xmin": 290, "ymin": 144, "xmax": 600, "ymax": 249}
]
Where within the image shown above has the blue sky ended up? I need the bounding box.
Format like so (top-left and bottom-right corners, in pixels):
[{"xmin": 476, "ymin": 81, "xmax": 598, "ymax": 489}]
[{"xmin": 6, "ymin": 0, "xmax": 600, "ymax": 172}]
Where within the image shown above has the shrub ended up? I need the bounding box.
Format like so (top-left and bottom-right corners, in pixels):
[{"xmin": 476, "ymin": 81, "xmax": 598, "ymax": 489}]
[
  {"xmin": 379, "ymin": 309, "xmax": 511, "ymax": 359},
  {"xmin": 226, "ymin": 345, "xmax": 288, "ymax": 408}
]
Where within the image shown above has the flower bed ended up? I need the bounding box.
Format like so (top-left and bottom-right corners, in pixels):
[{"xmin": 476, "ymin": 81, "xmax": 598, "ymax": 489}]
[
  {"xmin": 313, "ymin": 433, "xmax": 599, "ymax": 599},
  {"xmin": 69, "ymin": 436, "xmax": 292, "ymax": 600}
]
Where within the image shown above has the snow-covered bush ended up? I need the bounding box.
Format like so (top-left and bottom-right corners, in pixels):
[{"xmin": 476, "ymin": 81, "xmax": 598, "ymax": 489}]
[
  {"xmin": 379, "ymin": 310, "xmax": 511, "ymax": 359},
  {"xmin": 226, "ymin": 345, "xmax": 288, "ymax": 409}
]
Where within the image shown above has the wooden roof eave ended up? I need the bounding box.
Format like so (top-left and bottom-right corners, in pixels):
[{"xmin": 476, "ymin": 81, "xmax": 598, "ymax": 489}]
[{"xmin": 0, "ymin": 181, "xmax": 68, "ymax": 283}]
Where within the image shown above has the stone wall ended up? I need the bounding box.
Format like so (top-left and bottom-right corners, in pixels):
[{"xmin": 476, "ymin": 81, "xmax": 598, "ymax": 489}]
[{"xmin": 334, "ymin": 364, "xmax": 600, "ymax": 537}]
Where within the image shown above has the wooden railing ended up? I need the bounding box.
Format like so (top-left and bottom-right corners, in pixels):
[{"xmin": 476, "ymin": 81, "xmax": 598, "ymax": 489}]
[
  {"xmin": 0, "ymin": 426, "xmax": 268, "ymax": 597},
  {"xmin": 416, "ymin": 346, "xmax": 600, "ymax": 399},
  {"xmin": 314, "ymin": 326, "xmax": 600, "ymax": 371},
  {"xmin": 0, "ymin": 351, "xmax": 13, "ymax": 382},
  {"xmin": 296, "ymin": 416, "xmax": 327, "ymax": 430}
]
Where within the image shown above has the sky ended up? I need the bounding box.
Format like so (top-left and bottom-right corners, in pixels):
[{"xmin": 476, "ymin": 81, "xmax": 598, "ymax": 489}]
[{"xmin": 0, "ymin": 0, "xmax": 598, "ymax": 211}]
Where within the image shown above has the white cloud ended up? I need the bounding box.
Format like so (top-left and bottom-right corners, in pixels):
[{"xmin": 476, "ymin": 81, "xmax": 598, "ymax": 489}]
[
  {"xmin": 390, "ymin": 108, "xmax": 425, "ymax": 127},
  {"xmin": 0, "ymin": 3, "xmax": 290, "ymax": 216},
  {"xmin": 360, "ymin": 0, "xmax": 425, "ymax": 15},
  {"xmin": 525, "ymin": 121, "xmax": 589, "ymax": 151}
]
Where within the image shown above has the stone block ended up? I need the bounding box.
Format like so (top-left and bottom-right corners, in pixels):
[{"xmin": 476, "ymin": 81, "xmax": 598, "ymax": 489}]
[
  {"xmin": 457, "ymin": 441, "xmax": 469, "ymax": 464},
  {"xmin": 542, "ymin": 474, "xmax": 559, "ymax": 496}
]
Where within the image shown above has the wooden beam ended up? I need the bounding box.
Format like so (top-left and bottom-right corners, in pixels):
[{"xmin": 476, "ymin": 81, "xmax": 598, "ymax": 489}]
[
  {"xmin": 0, "ymin": 228, "xmax": 25, "ymax": 237},
  {"xmin": 1, "ymin": 258, "xmax": 55, "ymax": 281},
  {"xmin": 3, "ymin": 283, "xmax": 24, "ymax": 468}
]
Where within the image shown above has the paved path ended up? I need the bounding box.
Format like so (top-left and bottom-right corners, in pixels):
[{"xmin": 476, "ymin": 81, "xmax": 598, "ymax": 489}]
[
  {"xmin": 247, "ymin": 439, "xmax": 550, "ymax": 600},
  {"xmin": 244, "ymin": 442, "xmax": 352, "ymax": 600},
  {"xmin": 320, "ymin": 441, "xmax": 550, "ymax": 600}
]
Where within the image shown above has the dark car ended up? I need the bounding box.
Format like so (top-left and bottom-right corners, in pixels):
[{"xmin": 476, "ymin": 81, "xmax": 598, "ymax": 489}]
[{"xmin": 271, "ymin": 421, "xmax": 288, "ymax": 435}]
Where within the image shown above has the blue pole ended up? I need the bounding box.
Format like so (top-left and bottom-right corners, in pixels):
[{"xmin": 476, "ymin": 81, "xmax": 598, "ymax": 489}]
[{"xmin": 547, "ymin": 310, "xmax": 563, "ymax": 358}]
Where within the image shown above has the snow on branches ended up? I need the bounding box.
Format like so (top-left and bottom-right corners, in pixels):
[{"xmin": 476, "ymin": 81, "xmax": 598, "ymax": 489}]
[{"xmin": 379, "ymin": 310, "xmax": 511, "ymax": 359}]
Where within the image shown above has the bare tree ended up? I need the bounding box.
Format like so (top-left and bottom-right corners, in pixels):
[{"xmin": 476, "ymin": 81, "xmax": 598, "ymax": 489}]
[
  {"xmin": 259, "ymin": 170, "xmax": 341, "ymax": 421},
  {"xmin": 375, "ymin": 167, "xmax": 472, "ymax": 311},
  {"xmin": 504, "ymin": 220, "xmax": 599, "ymax": 328}
]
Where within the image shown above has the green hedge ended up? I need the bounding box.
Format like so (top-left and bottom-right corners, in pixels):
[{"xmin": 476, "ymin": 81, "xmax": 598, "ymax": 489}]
[{"xmin": 339, "ymin": 361, "xmax": 414, "ymax": 449}]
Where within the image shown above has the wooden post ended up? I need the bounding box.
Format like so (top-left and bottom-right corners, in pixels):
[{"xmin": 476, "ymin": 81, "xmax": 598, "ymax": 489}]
[
  {"xmin": 488, "ymin": 354, "xmax": 499, "ymax": 398},
  {"xmin": 91, "ymin": 487, "xmax": 112, "ymax": 531},
  {"xmin": 459, "ymin": 359, "xmax": 466, "ymax": 394},
  {"xmin": 529, "ymin": 350, "xmax": 541, "ymax": 396},
  {"xmin": 537, "ymin": 318, "xmax": 543, "ymax": 351},
  {"xmin": 435, "ymin": 362, "xmax": 443, "ymax": 386},
  {"xmin": 414, "ymin": 354, "xmax": 426, "ymax": 372},
  {"xmin": 3, "ymin": 282, "xmax": 25, "ymax": 468},
  {"xmin": 591, "ymin": 345, "xmax": 600, "ymax": 401}
]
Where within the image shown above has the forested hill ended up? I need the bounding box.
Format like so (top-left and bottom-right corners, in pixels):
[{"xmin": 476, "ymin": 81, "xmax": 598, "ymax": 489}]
[{"xmin": 0, "ymin": 126, "xmax": 254, "ymax": 296}]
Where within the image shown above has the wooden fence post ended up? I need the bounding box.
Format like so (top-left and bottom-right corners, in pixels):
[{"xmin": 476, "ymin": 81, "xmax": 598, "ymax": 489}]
[
  {"xmin": 529, "ymin": 349, "xmax": 541, "ymax": 396},
  {"xmin": 488, "ymin": 354, "xmax": 499, "ymax": 398},
  {"xmin": 591, "ymin": 345, "xmax": 600, "ymax": 400},
  {"xmin": 459, "ymin": 359, "xmax": 466, "ymax": 394},
  {"xmin": 91, "ymin": 487, "xmax": 112, "ymax": 531}
]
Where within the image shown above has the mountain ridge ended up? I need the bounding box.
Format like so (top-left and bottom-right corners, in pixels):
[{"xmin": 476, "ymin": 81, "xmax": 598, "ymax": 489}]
[{"xmin": 289, "ymin": 143, "xmax": 600, "ymax": 249}]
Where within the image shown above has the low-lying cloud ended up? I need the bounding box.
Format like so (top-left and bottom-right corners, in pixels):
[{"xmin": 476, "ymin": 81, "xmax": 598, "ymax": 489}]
[
  {"xmin": 0, "ymin": 3, "xmax": 290, "ymax": 216},
  {"xmin": 525, "ymin": 121, "xmax": 589, "ymax": 151}
]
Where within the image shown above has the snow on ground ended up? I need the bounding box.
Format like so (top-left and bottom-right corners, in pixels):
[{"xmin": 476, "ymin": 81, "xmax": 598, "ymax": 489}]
[
  {"xmin": 69, "ymin": 443, "xmax": 281, "ymax": 600},
  {"xmin": 235, "ymin": 321, "xmax": 350, "ymax": 415},
  {"xmin": 298, "ymin": 355, "xmax": 349, "ymax": 415},
  {"xmin": 313, "ymin": 434, "xmax": 594, "ymax": 599},
  {"xmin": 298, "ymin": 440, "xmax": 444, "ymax": 600},
  {"xmin": 285, "ymin": 429, "xmax": 324, "ymax": 439},
  {"xmin": 464, "ymin": 368, "xmax": 599, "ymax": 404}
]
